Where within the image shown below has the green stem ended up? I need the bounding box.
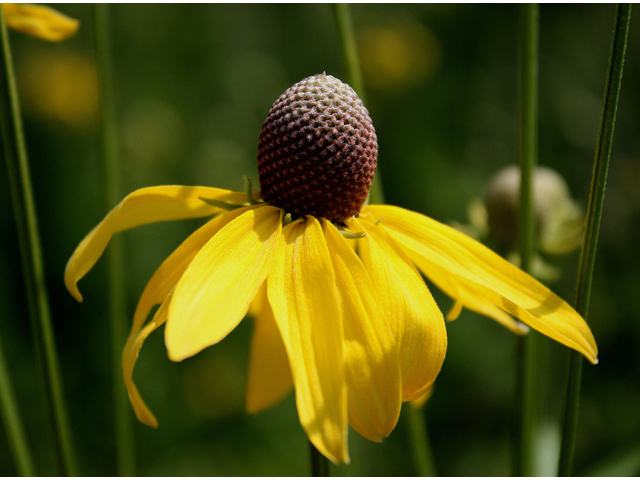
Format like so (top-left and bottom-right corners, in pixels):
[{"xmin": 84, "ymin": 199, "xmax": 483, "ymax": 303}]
[
  {"xmin": 406, "ymin": 405, "xmax": 436, "ymax": 476},
  {"xmin": 0, "ymin": 8, "xmax": 77, "ymax": 476},
  {"xmin": 517, "ymin": 3, "xmax": 538, "ymax": 275},
  {"xmin": 514, "ymin": 4, "xmax": 540, "ymax": 476},
  {"xmin": 309, "ymin": 440, "xmax": 330, "ymax": 477},
  {"xmin": 331, "ymin": 3, "xmax": 384, "ymax": 205},
  {"xmin": 0, "ymin": 337, "xmax": 35, "ymax": 475},
  {"xmin": 558, "ymin": 4, "xmax": 631, "ymax": 476},
  {"xmin": 92, "ymin": 4, "xmax": 135, "ymax": 476},
  {"xmin": 331, "ymin": 3, "xmax": 365, "ymax": 103}
]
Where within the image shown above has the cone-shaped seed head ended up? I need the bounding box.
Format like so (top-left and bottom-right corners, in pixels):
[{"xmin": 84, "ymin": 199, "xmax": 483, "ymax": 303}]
[{"xmin": 257, "ymin": 73, "xmax": 378, "ymax": 222}]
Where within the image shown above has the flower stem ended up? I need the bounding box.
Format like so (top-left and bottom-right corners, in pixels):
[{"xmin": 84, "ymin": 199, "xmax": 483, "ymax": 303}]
[
  {"xmin": 558, "ymin": 4, "xmax": 631, "ymax": 476},
  {"xmin": 309, "ymin": 440, "xmax": 330, "ymax": 476},
  {"xmin": 0, "ymin": 337, "xmax": 35, "ymax": 475},
  {"xmin": 0, "ymin": 8, "xmax": 76, "ymax": 476},
  {"xmin": 406, "ymin": 405, "xmax": 436, "ymax": 476},
  {"xmin": 517, "ymin": 3, "xmax": 538, "ymax": 276},
  {"xmin": 331, "ymin": 4, "xmax": 365, "ymax": 103},
  {"xmin": 92, "ymin": 4, "xmax": 135, "ymax": 476},
  {"xmin": 514, "ymin": 4, "xmax": 540, "ymax": 476},
  {"xmin": 331, "ymin": 3, "xmax": 384, "ymax": 205}
]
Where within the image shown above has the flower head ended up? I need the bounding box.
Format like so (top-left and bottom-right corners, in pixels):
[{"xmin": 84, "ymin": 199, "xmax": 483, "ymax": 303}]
[{"xmin": 65, "ymin": 74, "xmax": 597, "ymax": 464}]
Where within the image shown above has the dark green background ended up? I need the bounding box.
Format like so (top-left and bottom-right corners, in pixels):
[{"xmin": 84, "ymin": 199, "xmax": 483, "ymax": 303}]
[{"xmin": 1, "ymin": 4, "xmax": 639, "ymax": 476}]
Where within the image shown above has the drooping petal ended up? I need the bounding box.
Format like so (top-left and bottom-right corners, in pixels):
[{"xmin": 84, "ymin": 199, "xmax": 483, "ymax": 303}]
[
  {"xmin": 349, "ymin": 217, "xmax": 447, "ymax": 401},
  {"xmin": 122, "ymin": 290, "xmax": 172, "ymax": 428},
  {"xmin": 267, "ymin": 217, "xmax": 348, "ymax": 465},
  {"xmin": 322, "ymin": 220, "xmax": 402, "ymax": 442},
  {"xmin": 246, "ymin": 282, "xmax": 293, "ymax": 414},
  {"xmin": 363, "ymin": 205, "xmax": 598, "ymax": 364},
  {"xmin": 414, "ymin": 256, "xmax": 529, "ymax": 335},
  {"xmin": 165, "ymin": 205, "xmax": 282, "ymax": 362},
  {"xmin": 119, "ymin": 207, "xmax": 253, "ymax": 427},
  {"xmin": 130, "ymin": 207, "xmax": 253, "ymax": 335},
  {"xmin": 65, "ymin": 186, "xmax": 256, "ymax": 301},
  {"xmin": 2, "ymin": 3, "xmax": 79, "ymax": 41},
  {"xmin": 359, "ymin": 212, "xmax": 526, "ymax": 334}
]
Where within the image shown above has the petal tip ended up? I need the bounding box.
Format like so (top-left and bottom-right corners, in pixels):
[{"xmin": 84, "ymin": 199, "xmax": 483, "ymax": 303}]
[
  {"xmin": 165, "ymin": 322, "xmax": 213, "ymax": 363},
  {"xmin": 165, "ymin": 346, "xmax": 187, "ymax": 363},
  {"xmin": 136, "ymin": 409, "xmax": 159, "ymax": 429},
  {"xmin": 64, "ymin": 262, "xmax": 83, "ymax": 302},
  {"xmin": 165, "ymin": 334, "xmax": 201, "ymax": 363},
  {"xmin": 66, "ymin": 282, "xmax": 83, "ymax": 303}
]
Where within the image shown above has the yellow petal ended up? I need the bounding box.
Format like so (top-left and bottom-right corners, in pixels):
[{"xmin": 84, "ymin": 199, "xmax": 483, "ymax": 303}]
[
  {"xmin": 323, "ymin": 219, "xmax": 402, "ymax": 442},
  {"xmin": 166, "ymin": 206, "xmax": 282, "ymax": 362},
  {"xmin": 246, "ymin": 282, "xmax": 293, "ymax": 414},
  {"xmin": 121, "ymin": 207, "xmax": 254, "ymax": 428},
  {"xmin": 65, "ymin": 186, "xmax": 250, "ymax": 302},
  {"xmin": 357, "ymin": 212, "xmax": 526, "ymax": 335},
  {"xmin": 267, "ymin": 217, "xmax": 348, "ymax": 465},
  {"xmin": 364, "ymin": 205, "xmax": 598, "ymax": 364},
  {"xmin": 2, "ymin": 3, "xmax": 79, "ymax": 41},
  {"xmin": 416, "ymin": 257, "xmax": 530, "ymax": 335},
  {"xmin": 122, "ymin": 290, "xmax": 172, "ymax": 428},
  {"xmin": 131, "ymin": 207, "xmax": 253, "ymax": 335},
  {"xmin": 350, "ymin": 217, "xmax": 447, "ymax": 401}
]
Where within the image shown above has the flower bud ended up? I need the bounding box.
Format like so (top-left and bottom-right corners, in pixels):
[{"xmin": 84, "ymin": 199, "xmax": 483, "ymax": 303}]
[{"xmin": 484, "ymin": 166, "xmax": 583, "ymax": 253}]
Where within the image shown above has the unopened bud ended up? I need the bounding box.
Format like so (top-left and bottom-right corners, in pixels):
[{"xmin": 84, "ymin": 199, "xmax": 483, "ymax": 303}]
[{"xmin": 484, "ymin": 166, "xmax": 583, "ymax": 253}]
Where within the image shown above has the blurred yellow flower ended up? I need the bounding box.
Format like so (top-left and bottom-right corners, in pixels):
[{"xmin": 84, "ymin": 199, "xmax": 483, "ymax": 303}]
[
  {"xmin": 64, "ymin": 74, "xmax": 597, "ymax": 465},
  {"xmin": 358, "ymin": 18, "xmax": 441, "ymax": 92},
  {"xmin": 2, "ymin": 3, "xmax": 78, "ymax": 41},
  {"xmin": 18, "ymin": 51, "xmax": 97, "ymax": 128}
]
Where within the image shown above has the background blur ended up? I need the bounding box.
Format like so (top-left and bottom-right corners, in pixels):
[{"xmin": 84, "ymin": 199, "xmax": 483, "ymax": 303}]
[{"xmin": 1, "ymin": 4, "xmax": 639, "ymax": 476}]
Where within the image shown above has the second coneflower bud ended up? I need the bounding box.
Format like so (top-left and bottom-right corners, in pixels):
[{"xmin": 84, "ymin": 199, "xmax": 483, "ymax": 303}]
[
  {"xmin": 484, "ymin": 165, "xmax": 583, "ymax": 254},
  {"xmin": 257, "ymin": 73, "xmax": 378, "ymax": 223}
]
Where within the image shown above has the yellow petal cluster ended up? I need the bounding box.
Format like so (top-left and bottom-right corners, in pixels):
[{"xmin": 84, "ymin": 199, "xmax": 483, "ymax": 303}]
[{"xmin": 65, "ymin": 186, "xmax": 597, "ymax": 464}]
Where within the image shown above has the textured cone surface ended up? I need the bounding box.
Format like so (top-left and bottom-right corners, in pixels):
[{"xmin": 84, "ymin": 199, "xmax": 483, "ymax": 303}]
[{"xmin": 258, "ymin": 74, "xmax": 378, "ymax": 223}]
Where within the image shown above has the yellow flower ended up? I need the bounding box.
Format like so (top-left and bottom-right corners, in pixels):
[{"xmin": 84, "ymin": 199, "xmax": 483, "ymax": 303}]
[
  {"xmin": 65, "ymin": 74, "xmax": 597, "ymax": 465},
  {"xmin": 2, "ymin": 3, "xmax": 78, "ymax": 41}
]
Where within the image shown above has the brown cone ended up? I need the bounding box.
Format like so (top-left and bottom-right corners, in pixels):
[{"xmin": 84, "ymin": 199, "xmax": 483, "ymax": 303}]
[{"xmin": 257, "ymin": 73, "xmax": 378, "ymax": 223}]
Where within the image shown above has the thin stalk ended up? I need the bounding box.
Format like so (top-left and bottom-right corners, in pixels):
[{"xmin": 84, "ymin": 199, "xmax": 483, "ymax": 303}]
[
  {"xmin": 558, "ymin": 4, "xmax": 631, "ymax": 476},
  {"xmin": 0, "ymin": 8, "xmax": 77, "ymax": 476},
  {"xmin": 517, "ymin": 3, "xmax": 538, "ymax": 275},
  {"xmin": 331, "ymin": 3, "xmax": 365, "ymax": 103},
  {"xmin": 331, "ymin": 3, "xmax": 384, "ymax": 205},
  {"xmin": 406, "ymin": 406, "xmax": 436, "ymax": 477},
  {"xmin": 514, "ymin": 4, "xmax": 540, "ymax": 476},
  {"xmin": 309, "ymin": 440, "xmax": 330, "ymax": 477},
  {"xmin": 92, "ymin": 4, "xmax": 135, "ymax": 476},
  {"xmin": 0, "ymin": 337, "xmax": 35, "ymax": 475}
]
